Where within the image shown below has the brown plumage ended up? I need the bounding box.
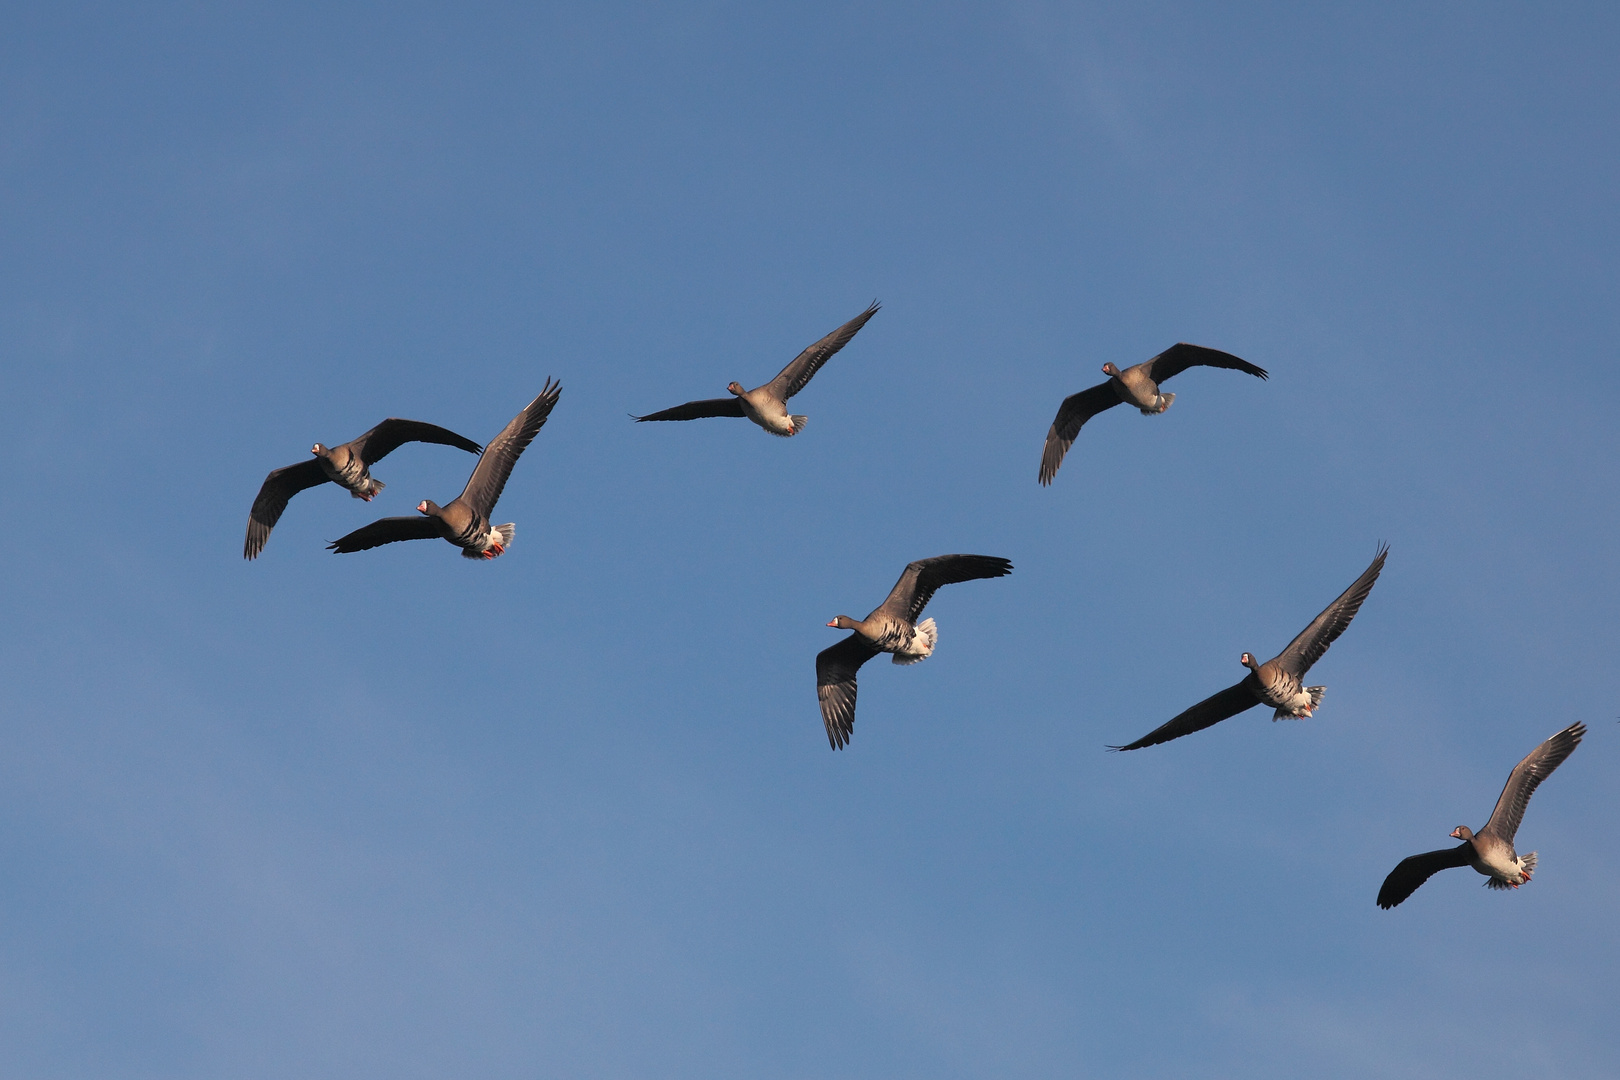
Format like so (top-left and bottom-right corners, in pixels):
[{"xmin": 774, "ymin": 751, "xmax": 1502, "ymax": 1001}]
[
  {"xmin": 1038, "ymin": 343, "xmax": 1268, "ymax": 485},
  {"xmin": 1377, "ymin": 722, "xmax": 1586, "ymax": 909},
  {"xmin": 328, "ymin": 381, "xmax": 561, "ymax": 559},
  {"xmin": 816, "ymin": 554, "xmax": 1013, "ymax": 750},
  {"xmin": 1109, "ymin": 545, "xmax": 1387, "ymax": 751},
  {"xmin": 244, "ymin": 419, "xmax": 482, "ymax": 559},
  {"xmin": 633, "ymin": 302, "xmax": 879, "ymax": 437}
]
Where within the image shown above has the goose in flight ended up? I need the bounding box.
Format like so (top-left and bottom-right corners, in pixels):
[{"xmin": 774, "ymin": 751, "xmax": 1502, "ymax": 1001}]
[
  {"xmin": 633, "ymin": 302, "xmax": 879, "ymax": 437},
  {"xmin": 816, "ymin": 553, "xmax": 1013, "ymax": 749},
  {"xmin": 1109, "ymin": 545, "xmax": 1387, "ymax": 751},
  {"xmin": 328, "ymin": 381, "xmax": 560, "ymax": 559},
  {"xmin": 1377, "ymin": 721, "xmax": 1585, "ymax": 909},
  {"xmin": 244, "ymin": 418, "xmax": 482, "ymax": 559},
  {"xmin": 1039, "ymin": 343, "xmax": 1267, "ymax": 485}
]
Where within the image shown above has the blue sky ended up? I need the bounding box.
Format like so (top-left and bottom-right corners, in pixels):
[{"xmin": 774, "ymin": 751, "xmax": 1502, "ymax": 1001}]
[{"xmin": 2, "ymin": 3, "xmax": 1617, "ymax": 1077}]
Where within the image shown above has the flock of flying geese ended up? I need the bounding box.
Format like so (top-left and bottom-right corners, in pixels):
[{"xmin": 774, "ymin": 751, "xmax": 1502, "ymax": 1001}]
[{"xmin": 244, "ymin": 303, "xmax": 1586, "ymax": 911}]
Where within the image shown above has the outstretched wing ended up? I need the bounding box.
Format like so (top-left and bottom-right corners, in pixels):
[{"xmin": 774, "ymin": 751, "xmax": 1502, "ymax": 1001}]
[
  {"xmin": 459, "ymin": 380, "xmax": 562, "ymax": 517},
  {"xmin": 1376, "ymin": 844, "xmax": 1473, "ymax": 909},
  {"xmin": 327, "ymin": 515, "xmax": 442, "ymax": 553},
  {"xmin": 1483, "ymin": 721, "xmax": 1585, "ymax": 844},
  {"xmin": 878, "ymin": 554, "xmax": 1015, "ymax": 624},
  {"xmin": 1038, "ymin": 382, "xmax": 1120, "ymax": 486},
  {"xmin": 816, "ymin": 633, "xmax": 881, "ymax": 750},
  {"xmin": 1108, "ymin": 680, "xmax": 1259, "ymax": 751},
  {"xmin": 1139, "ymin": 342, "xmax": 1268, "ymax": 384},
  {"xmin": 351, "ymin": 418, "xmax": 482, "ymax": 464},
  {"xmin": 244, "ymin": 459, "xmax": 330, "ymax": 560},
  {"xmin": 765, "ymin": 301, "xmax": 880, "ymax": 401},
  {"xmin": 632, "ymin": 397, "xmax": 746, "ymax": 422},
  {"xmin": 1273, "ymin": 544, "xmax": 1389, "ymax": 678}
]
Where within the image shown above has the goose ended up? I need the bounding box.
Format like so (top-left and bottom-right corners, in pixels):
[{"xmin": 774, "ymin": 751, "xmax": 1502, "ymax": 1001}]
[
  {"xmin": 633, "ymin": 301, "xmax": 879, "ymax": 437},
  {"xmin": 1110, "ymin": 545, "xmax": 1387, "ymax": 751},
  {"xmin": 817, "ymin": 554, "xmax": 1013, "ymax": 749},
  {"xmin": 327, "ymin": 381, "xmax": 560, "ymax": 559},
  {"xmin": 1377, "ymin": 721, "xmax": 1585, "ymax": 909},
  {"xmin": 244, "ymin": 419, "xmax": 482, "ymax": 559},
  {"xmin": 1038, "ymin": 343, "xmax": 1267, "ymax": 485}
]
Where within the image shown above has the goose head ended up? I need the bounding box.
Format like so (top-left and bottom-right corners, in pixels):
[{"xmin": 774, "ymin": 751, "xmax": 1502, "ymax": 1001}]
[
  {"xmin": 311, "ymin": 442, "xmax": 329, "ymax": 457},
  {"xmin": 417, "ymin": 500, "xmax": 443, "ymax": 518},
  {"xmin": 727, "ymin": 381, "xmax": 746, "ymax": 396},
  {"xmin": 1240, "ymin": 652, "xmax": 1261, "ymax": 672},
  {"xmin": 827, "ymin": 616, "xmax": 857, "ymax": 630},
  {"xmin": 1101, "ymin": 362, "xmax": 1122, "ymax": 377},
  {"xmin": 1450, "ymin": 825, "xmax": 1475, "ymax": 841}
]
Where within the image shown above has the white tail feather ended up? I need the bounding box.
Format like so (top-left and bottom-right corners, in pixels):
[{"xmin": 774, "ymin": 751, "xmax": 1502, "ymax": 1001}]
[
  {"xmin": 1272, "ymin": 685, "xmax": 1325, "ymax": 722},
  {"xmin": 460, "ymin": 522, "xmax": 517, "ymax": 560},
  {"xmin": 1485, "ymin": 851, "xmax": 1537, "ymax": 889},
  {"xmin": 892, "ymin": 618, "xmax": 937, "ymax": 665},
  {"xmin": 790, "ymin": 415, "xmax": 808, "ymax": 434}
]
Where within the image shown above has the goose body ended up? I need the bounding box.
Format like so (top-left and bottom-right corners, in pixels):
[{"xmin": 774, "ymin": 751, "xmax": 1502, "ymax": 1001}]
[
  {"xmin": 328, "ymin": 381, "xmax": 560, "ymax": 560},
  {"xmin": 1038, "ymin": 343, "xmax": 1267, "ymax": 485},
  {"xmin": 1110, "ymin": 545, "xmax": 1387, "ymax": 751},
  {"xmin": 816, "ymin": 554, "xmax": 1012, "ymax": 749},
  {"xmin": 1377, "ymin": 722, "xmax": 1585, "ymax": 908},
  {"xmin": 244, "ymin": 418, "xmax": 483, "ymax": 559},
  {"xmin": 634, "ymin": 302, "xmax": 878, "ymax": 437}
]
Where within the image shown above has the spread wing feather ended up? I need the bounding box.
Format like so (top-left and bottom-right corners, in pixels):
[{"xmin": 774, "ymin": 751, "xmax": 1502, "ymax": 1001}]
[
  {"xmin": 878, "ymin": 554, "xmax": 1015, "ymax": 624},
  {"xmin": 632, "ymin": 397, "xmax": 746, "ymax": 422},
  {"xmin": 766, "ymin": 301, "xmax": 880, "ymax": 401},
  {"xmin": 1038, "ymin": 383, "xmax": 1120, "ymax": 485},
  {"xmin": 1108, "ymin": 680, "xmax": 1259, "ymax": 751},
  {"xmin": 327, "ymin": 515, "xmax": 442, "ymax": 553},
  {"xmin": 1274, "ymin": 545, "xmax": 1388, "ymax": 677},
  {"xmin": 816, "ymin": 634, "xmax": 881, "ymax": 750},
  {"xmin": 1483, "ymin": 722, "xmax": 1585, "ymax": 844},
  {"xmin": 352, "ymin": 418, "xmax": 482, "ymax": 464},
  {"xmin": 1140, "ymin": 343, "xmax": 1269, "ymax": 384},
  {"xmin": 1376, "ymin": 844, "xmax": 1474, "ymax": 909},
  {"xmin": 244, "ymin": 459, "xmax": 330, "ymax": 560},
  {"xmin": 459, "ymin": 380, "xmax": 562, "ymax": 517}
]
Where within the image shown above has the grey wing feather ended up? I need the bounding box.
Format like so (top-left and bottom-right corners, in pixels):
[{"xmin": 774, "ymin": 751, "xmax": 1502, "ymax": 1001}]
[
  {"xmin": 1482, "ymin": 721, "xmax": 1585, "ymax": 844},
  {"xmin": 1140, "ymin": 343, "xmax": 1269, "ymax": 384},
  {"xmin": 1108, "ymin": 680, "xmax": 1259, "ymax": 751},
  {"xmin": 1274, "ymin": 544, "xmax": 1388, "ymax": 677},
  {"xmin": 765, "ymin": 301, "xmax": 880, "ymax": 401},
  {"xmin": 817, "ymin": 634, "xmax": 880, "ymax": 749},
  {"xmin": 877, "ymin": 554, "xmax": 1015, "ymax": 623},
  {"xmin": 244, "ymin": 458, "xmax": 330, "ymax": 560},
  {"xmin": 352, "ymin": 418, "xmax": 482, "ymax": 464},
  {"xmin": 326, "ymin": 515, "xmax": 442, "ymax": 553},
  {"xmin": 632, "ymin": 397, "xmax": 746, "ymax": 422},
  {"xmin": 1038, "ymin": 382, "xmax": 1120, "ymax": 485},
  {"xmin": 459, "ymin": 380, "xmax": 562, "ymax": 517},
  {"xmin": 1376, "ymin": 844, "xmax": 1473, "ymax": 909}
]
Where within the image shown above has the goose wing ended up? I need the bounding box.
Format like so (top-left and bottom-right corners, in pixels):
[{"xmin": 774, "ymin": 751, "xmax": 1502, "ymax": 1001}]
[
  {"xmin": 1482, "ymin": 721, "xmax": 1585, "ymax": 844},
  {"xmin": 1038, "ymin": 382, "xmax": 1121, "ymax": 486},
  {"xmin": 1273, "ymin": 544, "xmax": 1388, "ymax": 677},
  {"xmin": 327, "ymin": 515, "xmax": 442, "ymax": 553},
  {"xmin": 632, "ymin": 397, "xmax": 746, "ymax": 422},
  {"xmin": 244, "ymin": 459, "xmax": 330, "ymax": 560},
  {"xmin": 459, "ymin": 380, "xmax": 562, "ymax": 518},
  {"xmin": 877, "ymin": 554, "xmax": 1015, "ymax": 624},
  {"xmin": 1139, "ymin": 342, "xmax": 1269, "ymax": 384},
  {"xmin": 816, "ymin": 634, "xmax": 881, "ymax": 749},
  {"xmin": 765, "ymin": 301, "xmax": 880, "ymax": 401},
  {"xmin": 1108, "ymin": 680, "xmax": 1259, "ymax": 751},
  {"xmin": 1376, "ymin": 843, "xmax": 1474, "ymax": 909},
  {"xmin": 351, "ymin": 418, "xmax": 482, "ymax": 464}
]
